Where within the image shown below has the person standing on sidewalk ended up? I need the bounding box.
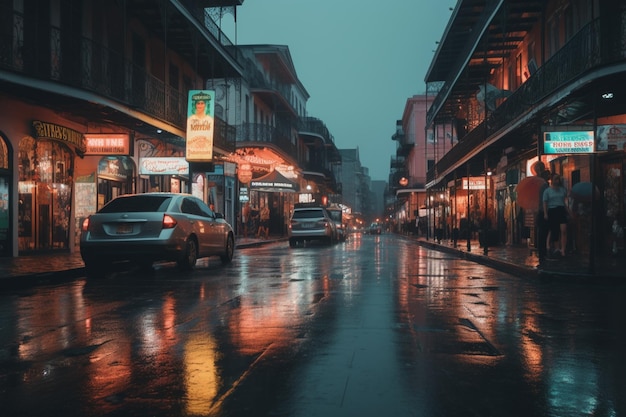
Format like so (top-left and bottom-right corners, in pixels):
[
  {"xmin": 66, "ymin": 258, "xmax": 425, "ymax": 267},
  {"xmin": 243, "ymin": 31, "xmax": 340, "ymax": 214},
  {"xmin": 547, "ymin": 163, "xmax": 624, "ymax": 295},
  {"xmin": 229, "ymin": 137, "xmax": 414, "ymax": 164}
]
[
  {"xmin": 258, "ymin": 204, "xmax": 270, "ymax": 239},
  {"xmin": 543, "ymin": 173, "xmax": 570, "ymax": 258},
  {"xmin": 533, "ymin": 161, "xmax": 551, "ymax": 261}
]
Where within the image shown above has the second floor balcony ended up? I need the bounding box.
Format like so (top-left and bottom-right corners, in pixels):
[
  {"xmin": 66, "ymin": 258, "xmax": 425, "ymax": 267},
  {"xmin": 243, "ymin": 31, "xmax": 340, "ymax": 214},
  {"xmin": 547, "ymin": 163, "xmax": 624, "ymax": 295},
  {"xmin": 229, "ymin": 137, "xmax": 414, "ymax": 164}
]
[
  {"xmin": 0, "ymin": 3, "xmax": 239, "ymax": 150},
  {"xmin": 235, "ymin": 122, "xmax": 297, "ymax": 162},
  {"xmin": 428, "ymin": 15, "xmax": 626, "ymax": 184}
]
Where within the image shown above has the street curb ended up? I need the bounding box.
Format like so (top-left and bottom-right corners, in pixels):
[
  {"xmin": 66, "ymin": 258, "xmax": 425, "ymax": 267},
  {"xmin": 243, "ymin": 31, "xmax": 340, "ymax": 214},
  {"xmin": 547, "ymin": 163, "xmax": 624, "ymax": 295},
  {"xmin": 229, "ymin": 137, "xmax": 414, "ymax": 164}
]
[
  {"xmin": 416, "ymin": 239, "xmax": 539, "ymax": 279},
  {"xmin": 1, "ymin": 268, "xmax": 87, "ymax": 291}
]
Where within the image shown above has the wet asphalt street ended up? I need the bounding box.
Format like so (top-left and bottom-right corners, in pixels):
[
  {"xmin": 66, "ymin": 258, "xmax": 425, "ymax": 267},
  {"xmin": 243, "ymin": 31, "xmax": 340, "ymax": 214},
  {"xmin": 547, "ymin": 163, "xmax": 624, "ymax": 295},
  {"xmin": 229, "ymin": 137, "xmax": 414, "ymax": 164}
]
[{"xmin": 1, "ymin": 233, "xmax": 625, "ymax": 417}]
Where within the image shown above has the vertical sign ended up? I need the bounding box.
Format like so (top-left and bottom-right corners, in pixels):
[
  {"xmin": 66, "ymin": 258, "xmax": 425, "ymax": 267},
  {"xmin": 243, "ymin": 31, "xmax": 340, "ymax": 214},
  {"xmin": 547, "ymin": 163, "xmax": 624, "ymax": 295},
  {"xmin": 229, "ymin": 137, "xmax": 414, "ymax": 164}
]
[{"xmin": 186, "ymin": 90, "xmax": 215, "ymax": 162}]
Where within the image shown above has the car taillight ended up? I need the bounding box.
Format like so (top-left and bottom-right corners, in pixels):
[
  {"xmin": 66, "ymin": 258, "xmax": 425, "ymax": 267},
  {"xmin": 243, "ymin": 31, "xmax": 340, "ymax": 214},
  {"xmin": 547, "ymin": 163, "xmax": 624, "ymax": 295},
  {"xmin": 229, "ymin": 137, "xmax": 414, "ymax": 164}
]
[
  {"xmin": 162, "ymin": 214, "xmax": 177, "ymax": 229},
  {"xmin": 81, "ymin": 217, "xmax": 90, "ymax": 232}
]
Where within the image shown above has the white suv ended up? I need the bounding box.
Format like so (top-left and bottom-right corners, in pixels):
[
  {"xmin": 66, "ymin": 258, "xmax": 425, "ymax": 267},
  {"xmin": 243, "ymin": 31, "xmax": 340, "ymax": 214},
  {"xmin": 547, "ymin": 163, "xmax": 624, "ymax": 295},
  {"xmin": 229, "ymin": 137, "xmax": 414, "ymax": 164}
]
[{"xmin": 288, "ymin": 205, "xmax": 336, "ymax": 247}]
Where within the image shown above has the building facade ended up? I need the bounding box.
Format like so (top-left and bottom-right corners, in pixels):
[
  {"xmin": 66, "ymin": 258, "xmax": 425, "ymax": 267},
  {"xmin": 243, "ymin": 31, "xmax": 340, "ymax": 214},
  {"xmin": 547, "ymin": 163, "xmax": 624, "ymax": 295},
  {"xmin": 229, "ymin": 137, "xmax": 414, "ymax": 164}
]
[
  {"xmin": 0, "ymin": 0, "xmax": 243, "ymax": 256},
  {"xmin": 0, "ymin": 1, "xmax": 341, "ymax": 257},
  {"xmin": 390, "ymin": 94, "xmax": 457, "ymax": 237},
  {"xmin": 424, "ymin": 0, "xmax": 625, "ymax": 268}
]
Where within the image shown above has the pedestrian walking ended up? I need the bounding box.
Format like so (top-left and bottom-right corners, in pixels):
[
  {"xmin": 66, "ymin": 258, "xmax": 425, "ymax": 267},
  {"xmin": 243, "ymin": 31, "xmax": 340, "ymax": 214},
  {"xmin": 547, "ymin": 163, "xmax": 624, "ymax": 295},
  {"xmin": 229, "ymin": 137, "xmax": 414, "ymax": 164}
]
[
  {"xmin": 257, "ymin": 205, "xmax": 270, "ymax": 239},
  {"xmin": 532, "ymin": 161, "xmax": 551, "ymax": 260},
  {"xmin": 543, "ymin": 173, "xmax": 570, "ymax": 258}
]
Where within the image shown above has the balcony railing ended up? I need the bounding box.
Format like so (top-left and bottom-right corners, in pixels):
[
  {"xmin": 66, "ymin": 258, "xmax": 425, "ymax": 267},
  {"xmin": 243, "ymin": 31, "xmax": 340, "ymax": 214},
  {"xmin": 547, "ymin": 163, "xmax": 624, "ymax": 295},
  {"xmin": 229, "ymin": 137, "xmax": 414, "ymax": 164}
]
[
  {"xmin": 236, "ymin": 123, "xmax": 298, "ymax": 161},
  {"xmin": 428, "ymin": 17, "xmax": 618, "ymax": 184},
  {"xmin": 299, "ymin": 117, "xmax": 334, "ymax": 143},
  {"xmin": 0, "ymin": 6, "xmax": 239, "ymax": 151}
]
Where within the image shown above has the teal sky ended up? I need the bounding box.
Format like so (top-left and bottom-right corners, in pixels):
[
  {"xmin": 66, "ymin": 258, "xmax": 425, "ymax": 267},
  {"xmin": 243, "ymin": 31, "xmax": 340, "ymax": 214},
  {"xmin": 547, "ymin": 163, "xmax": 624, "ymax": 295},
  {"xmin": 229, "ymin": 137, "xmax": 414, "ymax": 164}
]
[{"xmin": 222, "ymin": 1, "xmax": 453, "ymax": 181}]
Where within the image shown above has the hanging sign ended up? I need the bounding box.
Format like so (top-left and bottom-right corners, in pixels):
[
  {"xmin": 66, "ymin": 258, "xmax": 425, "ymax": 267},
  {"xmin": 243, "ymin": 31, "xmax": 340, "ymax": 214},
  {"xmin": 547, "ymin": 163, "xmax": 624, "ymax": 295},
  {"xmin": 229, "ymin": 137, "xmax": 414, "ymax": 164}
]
[
  {"xmin": 542, "ymin": 130, "xmax": 595, "ymax": 154},
  {"xmin": 186, "ymin": 90, "xmax": 215, "ymax": 162}
]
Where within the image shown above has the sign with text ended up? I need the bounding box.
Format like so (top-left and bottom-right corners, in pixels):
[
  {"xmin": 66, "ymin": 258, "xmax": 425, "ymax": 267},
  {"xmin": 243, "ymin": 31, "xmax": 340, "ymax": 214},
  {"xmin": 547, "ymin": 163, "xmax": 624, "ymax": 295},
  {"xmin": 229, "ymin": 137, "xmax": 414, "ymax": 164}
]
[
  {"xmin": 542, "ymin": 130, "xmax": 595, "ymax": 154},
  {"xmin": 186, "ymin": 90, "xmax": 215, "ymax": 162},
  {"xmin": 462, "ymin": 177, "xmax": 487, "ymax": 190},
  {"xmin": 32, "ymin": 120, "xmax": 86, "ymax": 155},
  {"xmin": 84, "ymin": 133, "xmax": 129, "ymax": 155},
  {"xmin": 139, "ymin": 157, "xmax": 189, "ymax": 176},
  {"xmin": 596, "ymin": 124, "xmax": 626, "ymax": 151}
]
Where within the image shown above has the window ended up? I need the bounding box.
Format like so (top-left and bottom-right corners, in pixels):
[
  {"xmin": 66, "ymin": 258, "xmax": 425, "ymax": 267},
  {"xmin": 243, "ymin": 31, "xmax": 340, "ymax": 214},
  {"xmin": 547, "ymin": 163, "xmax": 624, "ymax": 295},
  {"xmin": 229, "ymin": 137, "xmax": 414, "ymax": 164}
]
[
  {"xmin": 515, "ymin": 53, "xmax": 522, "ymax": 88},
  {"xmin": 181, "ymin": 198, "xmax": 203, "ymax": 216},
  {"xmin": 100, "ymin": 195, "xmax": 171, "ymax": 213}
]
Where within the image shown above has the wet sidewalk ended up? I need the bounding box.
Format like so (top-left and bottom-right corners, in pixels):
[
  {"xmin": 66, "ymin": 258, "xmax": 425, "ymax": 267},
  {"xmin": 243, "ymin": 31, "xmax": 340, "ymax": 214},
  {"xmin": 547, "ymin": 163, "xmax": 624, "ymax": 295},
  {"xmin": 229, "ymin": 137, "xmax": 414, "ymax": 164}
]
[
  {"xmin": 414, "ymin": 235, "xmax": 625, "ymax": 281},
  {"xmin": 0, "ymin": 234, "xmax": 622, "ymax": 290},
  {"xmin": 0, "ymin": 236, "xmax": 286, "ymax": 290}
]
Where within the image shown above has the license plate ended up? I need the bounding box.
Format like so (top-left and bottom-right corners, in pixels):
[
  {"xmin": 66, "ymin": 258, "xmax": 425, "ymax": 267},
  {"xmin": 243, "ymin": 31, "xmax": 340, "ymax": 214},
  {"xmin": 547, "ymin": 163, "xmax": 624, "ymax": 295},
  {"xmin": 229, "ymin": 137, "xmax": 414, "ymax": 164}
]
[
  {"xmin": 300, "ymin": 222, "xmax": 314, "ymax": 229},
  {"xmin": 116, "ymin": 224, "xmax": 133, "ymax": 234}
]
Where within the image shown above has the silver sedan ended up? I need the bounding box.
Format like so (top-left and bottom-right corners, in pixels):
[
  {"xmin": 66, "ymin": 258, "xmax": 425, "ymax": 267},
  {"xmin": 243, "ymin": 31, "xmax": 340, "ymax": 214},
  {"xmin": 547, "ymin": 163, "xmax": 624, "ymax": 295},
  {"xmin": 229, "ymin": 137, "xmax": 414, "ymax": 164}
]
[{"xmin": 80, "ymin": 193, "xmax": 235, "ymax": 275}]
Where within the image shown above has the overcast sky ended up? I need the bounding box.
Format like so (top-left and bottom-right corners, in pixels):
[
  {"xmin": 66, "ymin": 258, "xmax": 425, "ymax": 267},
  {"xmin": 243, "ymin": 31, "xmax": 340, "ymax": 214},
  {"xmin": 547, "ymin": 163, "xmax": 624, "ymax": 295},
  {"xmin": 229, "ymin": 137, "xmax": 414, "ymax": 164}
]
[{"xmin": 222, "ymin": 1, "xmax": 453, "ymax": 181}]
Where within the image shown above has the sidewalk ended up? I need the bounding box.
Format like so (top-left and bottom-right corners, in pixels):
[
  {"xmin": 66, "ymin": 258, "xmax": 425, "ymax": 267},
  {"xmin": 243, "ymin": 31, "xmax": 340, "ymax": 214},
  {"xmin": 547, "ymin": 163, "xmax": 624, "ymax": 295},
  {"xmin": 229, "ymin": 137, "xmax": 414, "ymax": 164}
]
[
  {"xmin": 414, "ymin": 235, "xmax": 625, "ymax": 281},
  {"xmin": 0, "ymin": 236, "xmax": 286, "ymax": 290}
]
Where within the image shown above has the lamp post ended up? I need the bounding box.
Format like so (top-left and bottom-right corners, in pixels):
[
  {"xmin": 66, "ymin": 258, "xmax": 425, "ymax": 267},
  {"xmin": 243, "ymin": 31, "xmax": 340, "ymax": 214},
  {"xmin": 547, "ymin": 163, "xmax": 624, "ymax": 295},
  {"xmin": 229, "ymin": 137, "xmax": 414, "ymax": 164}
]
[
  {"xmin": 466, "ymin": 163, "xmax": 471, "ymax": 252},
  {"xmin": 429, "ymin": 194, "xmax": 434, "ymax": 240},
  {"xmin": 483, "ymin": 155, "xmax": 492, "ymax": 255},
  {"xmin": 439, "ymin": 192, "xmax": 445, "ymax": 243}
]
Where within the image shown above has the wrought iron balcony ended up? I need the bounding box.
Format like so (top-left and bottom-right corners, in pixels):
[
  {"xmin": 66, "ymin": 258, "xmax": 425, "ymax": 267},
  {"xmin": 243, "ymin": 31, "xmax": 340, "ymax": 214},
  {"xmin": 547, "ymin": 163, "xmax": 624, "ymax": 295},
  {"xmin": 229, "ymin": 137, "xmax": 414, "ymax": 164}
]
[
  {"xmin": 428, "ymin": 17, "xmax": 620, "ymax": 184},
  {"xmin": 390, "ymin": 156, "xmax": 406, "ymax": 170},
  {"xmin": 0, "ymin": 4, "xmax": 239, "ymax": 137},
  {"xmin": 235, "ymin": 122, "xmax": 298, "ymax": 161}
]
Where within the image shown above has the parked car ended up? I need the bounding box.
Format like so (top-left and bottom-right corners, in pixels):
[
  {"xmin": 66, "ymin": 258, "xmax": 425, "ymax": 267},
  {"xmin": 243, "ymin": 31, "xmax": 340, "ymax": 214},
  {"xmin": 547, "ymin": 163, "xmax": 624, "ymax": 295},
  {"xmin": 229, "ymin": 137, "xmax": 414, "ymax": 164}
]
[
  {"xmin": 80, "ymin": 193, "xmax": 235, "ymax": 275},
  {"xmin": 288, "ymin": 204, "xmax": 336, "ymax": 247},
  {"xmin": 369, "ymin": 222, "xmax": 382, "ymax": 235},
  {"xmin": 326, "ymin": 207, "xmax": 346, "ymax": 242}
]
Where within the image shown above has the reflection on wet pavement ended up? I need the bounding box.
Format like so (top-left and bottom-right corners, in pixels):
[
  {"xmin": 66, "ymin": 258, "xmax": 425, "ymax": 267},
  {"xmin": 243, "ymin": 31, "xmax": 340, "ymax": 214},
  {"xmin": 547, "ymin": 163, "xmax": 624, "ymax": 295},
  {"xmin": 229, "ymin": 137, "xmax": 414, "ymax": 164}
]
[{"xmin": 0, "ymin": 234, "xmax": 625, "ymax": 416}]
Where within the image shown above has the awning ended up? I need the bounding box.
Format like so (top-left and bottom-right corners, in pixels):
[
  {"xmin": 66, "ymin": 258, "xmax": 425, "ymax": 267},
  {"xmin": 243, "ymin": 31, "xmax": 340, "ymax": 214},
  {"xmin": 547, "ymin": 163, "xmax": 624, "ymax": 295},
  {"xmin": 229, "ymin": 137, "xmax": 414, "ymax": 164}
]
[
  {"xmin": 250, "ymin": 170, "xmax": 299, "ymax": 193},
  {"xmin": 395, "ymin": 188, "xmax": 425, "ymax": 197}
]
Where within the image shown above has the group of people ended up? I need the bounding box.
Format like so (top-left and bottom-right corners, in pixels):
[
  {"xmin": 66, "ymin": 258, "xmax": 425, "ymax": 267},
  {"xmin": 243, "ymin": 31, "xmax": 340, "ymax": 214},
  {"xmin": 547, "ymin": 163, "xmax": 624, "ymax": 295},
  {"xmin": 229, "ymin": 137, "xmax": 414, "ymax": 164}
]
[
  {"xmin": 535, "ymin": 162, "xmax": 571, "ymax": 260},
  {"xmin": 242, "ymin": 202, "xmax": 270, "ymax": 239}
]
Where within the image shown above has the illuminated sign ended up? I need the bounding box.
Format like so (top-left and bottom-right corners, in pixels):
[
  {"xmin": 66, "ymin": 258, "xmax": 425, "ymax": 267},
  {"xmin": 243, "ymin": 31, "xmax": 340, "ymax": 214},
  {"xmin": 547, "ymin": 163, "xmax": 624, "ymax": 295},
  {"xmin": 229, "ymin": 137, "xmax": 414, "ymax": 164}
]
[
  {"xmin": 462, "ymin": 177, "xmax": 487, "ymax": 190},
  {"xmin": 186, "ymin": 90, "xmax": 215, "ymax": 162},
  {"xmin": 542, "ymin": 131, "xmax": 595, "ymax": 154},
  {"xmin": 596, "ymin": 125, "xmax": 626, "ymax": 151},
  {"xmin": 139, "ymin": 157, "xmax": 189, "ymax": 175},
  {"xmin": 84, "ymin": 133, "xmax": 129, "ymax": 155}
]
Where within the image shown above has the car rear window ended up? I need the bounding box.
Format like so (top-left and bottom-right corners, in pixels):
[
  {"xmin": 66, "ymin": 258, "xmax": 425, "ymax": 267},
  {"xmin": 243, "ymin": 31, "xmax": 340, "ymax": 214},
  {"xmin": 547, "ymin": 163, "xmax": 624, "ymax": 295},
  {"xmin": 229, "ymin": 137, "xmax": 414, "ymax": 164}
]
[
  {"xmin": 292, "ymin": 209, "xmax": 326, "ymax": 219},
  {"xmin": 99, "ymin": 196, "xmax": 172, "ymax": 213}
]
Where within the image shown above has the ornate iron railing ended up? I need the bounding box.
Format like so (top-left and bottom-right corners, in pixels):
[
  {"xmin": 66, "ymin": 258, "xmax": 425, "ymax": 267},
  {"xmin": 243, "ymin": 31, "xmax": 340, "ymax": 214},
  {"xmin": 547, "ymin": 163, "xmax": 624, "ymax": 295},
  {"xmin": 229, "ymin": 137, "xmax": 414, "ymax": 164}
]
[
  {"xmin": 235, "ymin": 122, "xmax": 298, "ymax": 161},
  {"xmin": 0, "ymin": 5, "xmax": 239, "ymax": 149},
  {"xmin": 427, "ymin": 17, "xmax": 621, "ymax": 184}
]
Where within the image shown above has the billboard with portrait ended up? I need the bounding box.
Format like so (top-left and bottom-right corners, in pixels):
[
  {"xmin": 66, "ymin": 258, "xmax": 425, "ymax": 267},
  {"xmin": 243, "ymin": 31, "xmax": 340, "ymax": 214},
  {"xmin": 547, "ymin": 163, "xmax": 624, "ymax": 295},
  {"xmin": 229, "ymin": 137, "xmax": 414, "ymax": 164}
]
[{"xmin": 186, "ymin": 90, "xmax": 215, "ymax": 162}]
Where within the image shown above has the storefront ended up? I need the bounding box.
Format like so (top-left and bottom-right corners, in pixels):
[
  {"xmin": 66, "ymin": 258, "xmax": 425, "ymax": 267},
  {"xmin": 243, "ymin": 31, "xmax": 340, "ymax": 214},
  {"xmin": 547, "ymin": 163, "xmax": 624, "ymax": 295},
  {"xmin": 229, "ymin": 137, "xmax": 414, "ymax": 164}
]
[
  {"xmin": 17, "ymin": 121, "xmax": 84, "ymax": 252},
  {"xmin": 250, "ymin": 169, "xmax": 299, "ymax": 236},
  {"xmin": 0, "ymin": 134, "xmax": 11, "ymax": 257},
  {"xmin": 449, "ymin": 176, "xmax": 492, "ymax": 241},
  {"xmin": 227, "ymin": 147, "xmax": 300, "ymax": 237}
]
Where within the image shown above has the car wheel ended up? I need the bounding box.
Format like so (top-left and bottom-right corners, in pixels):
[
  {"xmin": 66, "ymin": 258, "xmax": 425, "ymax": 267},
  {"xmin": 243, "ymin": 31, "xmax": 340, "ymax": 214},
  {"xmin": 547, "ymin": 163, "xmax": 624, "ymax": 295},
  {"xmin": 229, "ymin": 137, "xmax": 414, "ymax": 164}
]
[
  {"xmin": 177, "ymin": 238, "xmax": 198, "ymax": 271},
  {"xmin": 220, "ymin": 234, "xmax": 234, "ymax": 264}
]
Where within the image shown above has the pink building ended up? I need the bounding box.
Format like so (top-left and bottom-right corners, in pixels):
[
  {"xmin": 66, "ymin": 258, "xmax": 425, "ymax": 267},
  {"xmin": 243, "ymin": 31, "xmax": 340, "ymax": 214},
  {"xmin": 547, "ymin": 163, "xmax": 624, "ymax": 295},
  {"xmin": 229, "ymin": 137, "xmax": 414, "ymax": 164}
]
[{"xmin": 391, "ymin": 94, "xmax": 457, "ymax": 236}]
